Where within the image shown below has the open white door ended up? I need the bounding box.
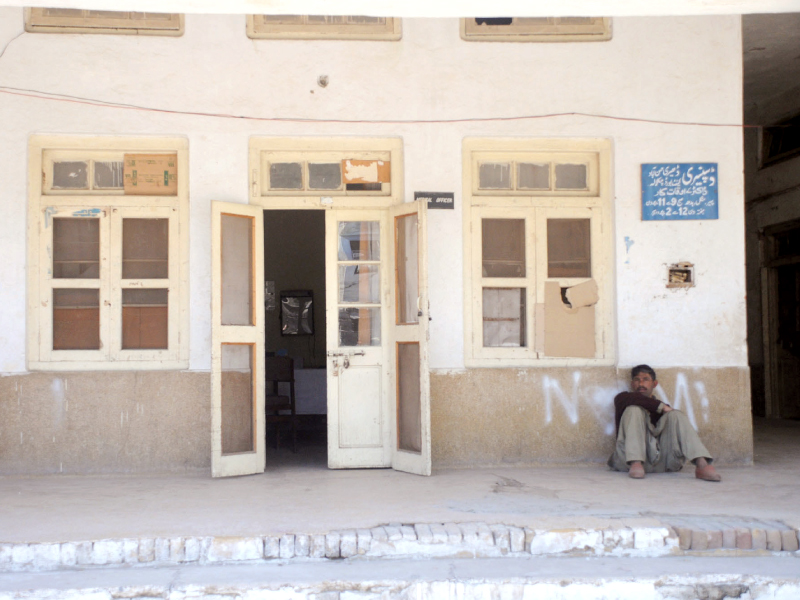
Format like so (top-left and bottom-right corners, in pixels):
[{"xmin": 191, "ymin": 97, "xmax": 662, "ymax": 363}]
[
  {"xmin": 325, "ymin": 210, "xmax": 391, "ymax": 469},
  {"xmin": 388, "ymin": 201, "xmax": 431, "ymax": 476},
  {"xmin": 211, "ymin": 201, "xmax": 265, "ymax": 477}
]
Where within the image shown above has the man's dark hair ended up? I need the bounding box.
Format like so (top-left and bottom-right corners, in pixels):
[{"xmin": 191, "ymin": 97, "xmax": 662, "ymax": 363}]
[{"xmin": 631, "ymin": 364, "xmax": 657, "ymax": 380}]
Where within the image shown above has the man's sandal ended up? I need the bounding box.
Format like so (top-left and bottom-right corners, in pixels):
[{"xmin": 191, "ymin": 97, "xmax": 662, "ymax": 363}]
[{"xmin": 695, "ymin": 464, "xmax": 722, "ymax": 482}]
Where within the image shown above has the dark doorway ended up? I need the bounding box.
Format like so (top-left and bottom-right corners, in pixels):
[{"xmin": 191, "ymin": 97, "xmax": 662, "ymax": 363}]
[{"xmin": 263, "ymin": 209, "xmax": 327, "ymax": 463}]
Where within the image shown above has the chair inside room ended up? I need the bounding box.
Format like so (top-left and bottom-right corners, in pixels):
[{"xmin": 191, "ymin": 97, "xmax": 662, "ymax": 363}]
[{"xmin": 264, "ymin": 356, "xmax": 297, "ymax": 453}]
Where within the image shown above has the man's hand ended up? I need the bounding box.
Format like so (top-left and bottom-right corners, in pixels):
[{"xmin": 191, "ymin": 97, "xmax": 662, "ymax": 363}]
[{"xmin": 662, "ymin": 405, "xmax": 673, "ymax": 413}]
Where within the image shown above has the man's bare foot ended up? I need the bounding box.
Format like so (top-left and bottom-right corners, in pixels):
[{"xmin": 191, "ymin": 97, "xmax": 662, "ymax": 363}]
[
  {"xmin": 628, "ymin": 461, "xmax": 645, "ymax": 479},
  {"xmin": 694, "ymin": 457, "xmax": 722, "ymax": 482}
]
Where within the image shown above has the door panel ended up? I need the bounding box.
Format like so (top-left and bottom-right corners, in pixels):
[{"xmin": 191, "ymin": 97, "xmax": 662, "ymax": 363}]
[
  {"xmin": 326, "ymin": 210, "xmax": 390, "ymax": 468},
  {"xmin": 338, "ymin": 365, "xmax": 383, "ymax": 448},
  {"xmin": 211, "ymin": 201, "xmax": 265, "ymax": 478},
  {"xmin": 389, "ymin": 201, "xmax": 431, "ymax": 476}
]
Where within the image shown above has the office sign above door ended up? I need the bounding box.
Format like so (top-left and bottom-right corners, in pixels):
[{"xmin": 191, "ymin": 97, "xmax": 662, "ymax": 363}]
[
  {"xmin": 415, "ymin": 191, "xmax": 454, "ymax": 210},
  {"xmin": 641, "ymin": 163, "xmax": 718, "ymax": 221}
]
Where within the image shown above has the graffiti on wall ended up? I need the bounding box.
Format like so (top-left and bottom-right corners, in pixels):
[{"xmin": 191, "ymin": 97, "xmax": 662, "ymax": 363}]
[{"xmin": 542, "ymin": 371, "xmax": 710, "ymax": 435}]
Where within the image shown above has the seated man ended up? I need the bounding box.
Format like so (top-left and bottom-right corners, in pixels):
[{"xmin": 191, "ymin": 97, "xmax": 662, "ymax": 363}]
[{"xmin": 608, "ymin": 364, "xmax": 721, "ymax": 482}]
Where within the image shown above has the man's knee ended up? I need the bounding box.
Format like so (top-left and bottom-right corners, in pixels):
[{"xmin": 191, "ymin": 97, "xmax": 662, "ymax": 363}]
[
  {"xmin": 621, "ymin": 405, "xmax": 649, "ymax": 422},
  {"xmin": 663, "ymin": 409, "xmax": 691, "ymax": 425}
]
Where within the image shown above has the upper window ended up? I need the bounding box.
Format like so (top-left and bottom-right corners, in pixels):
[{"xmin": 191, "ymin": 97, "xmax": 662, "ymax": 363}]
[
  {"xmin": 28, "ymin": 137, "xmax": 189, "ymax": 371},
  {"xmin": 250, "ymin": 138, "xmax": 403, "ymax": 209},
  {"xmin": 461, "ymin": 17, "xmax": 611, "ymax": 42},
  {"xmin": 247, "ymin": 15, "xmax": 401, "ymax": 40},
  {"xmin": 25, "ymin": 8, "xmax": 183, "ymax": 35},
  {"xmin": 463, "ymin": 139, "xmax": 613, "ymax": 367}
]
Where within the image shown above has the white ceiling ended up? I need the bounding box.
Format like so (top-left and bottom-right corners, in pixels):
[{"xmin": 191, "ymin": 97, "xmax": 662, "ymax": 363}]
[{"xmin": 743, "ymin": 13, "xmax": 800, "ymax": 123}]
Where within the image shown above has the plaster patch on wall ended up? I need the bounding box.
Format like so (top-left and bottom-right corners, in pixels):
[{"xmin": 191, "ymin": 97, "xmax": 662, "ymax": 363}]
[{"xmin": 624, "ymin": 236, "xmax": 634, "ymax": 264}]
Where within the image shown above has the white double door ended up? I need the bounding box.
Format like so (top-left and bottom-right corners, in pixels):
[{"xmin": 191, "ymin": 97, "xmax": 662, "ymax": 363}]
[{"xmin": 210, "ymin": 201, "xmax": 430, "ymax": 478}]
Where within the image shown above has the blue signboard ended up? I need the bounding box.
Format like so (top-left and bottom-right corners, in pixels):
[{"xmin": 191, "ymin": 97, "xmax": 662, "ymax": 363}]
[{"xmin": 641, "ymin": 163, "xmax": 718, "ymax": 221}]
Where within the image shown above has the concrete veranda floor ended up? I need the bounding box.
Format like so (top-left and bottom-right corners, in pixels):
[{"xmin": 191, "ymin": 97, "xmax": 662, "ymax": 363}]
[{"xmin": 1, "ymin": 417, "xmax": 799, "ymax": 545}]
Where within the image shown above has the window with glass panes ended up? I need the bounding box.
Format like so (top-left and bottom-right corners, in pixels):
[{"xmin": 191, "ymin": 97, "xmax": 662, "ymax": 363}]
[
  {"xmin": 25, "ymin": 8, "xmax": 183, "ymax": 35},
  {"xmin": 461, "ymin": 17, "xmax": 611, "ymax": 42},
  {"xmin": 247, "ymin": 14, "xmax": 401, "ymax": 40},
  {"xmin": 28, "ymin": 138, "xmax": 188, "ymax": 370},
  {"xmin": 463, "ymin": 141, "xmax": 612, "ymax": 366}
]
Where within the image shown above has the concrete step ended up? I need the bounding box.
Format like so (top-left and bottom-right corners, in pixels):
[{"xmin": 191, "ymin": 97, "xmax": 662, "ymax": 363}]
[
  {"xmin": 2, "ymin": 555, "xmax": 800, "ymax": 599},
  {"xmin": 2, "ymin": 518, "xmax": 798, "ymax": 573}
]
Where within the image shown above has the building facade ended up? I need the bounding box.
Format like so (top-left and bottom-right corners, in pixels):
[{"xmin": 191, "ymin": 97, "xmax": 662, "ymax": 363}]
[{"xmin": 0, "ymin": 10, "xmax": 751, "ymax": 475}]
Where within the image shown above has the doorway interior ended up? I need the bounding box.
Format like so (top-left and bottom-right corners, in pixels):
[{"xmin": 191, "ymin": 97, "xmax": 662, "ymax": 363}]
[
  {"xmin": 263, "ymin": 209, "xmax": 328, "ymax": 465},
  {"xmin": 761, "ymin": 220, "xmax": 800, "ymax": 420}
]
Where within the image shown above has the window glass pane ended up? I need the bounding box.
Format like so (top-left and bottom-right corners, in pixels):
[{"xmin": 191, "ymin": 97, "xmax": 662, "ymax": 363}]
[
  {"xmin": 338, "ymin": 221, "xmax": 380, "ymax": 261},
  {"xmin": 134, "ymin": 12, "xmax": 173, "ymax": 20},
  {"xmin": 339, "ymin": 307, "xmax": 381, "ymax": 346},
  {"xmin": 52, "ymin": 161, "xmax": 88, "ymax": 190},
  {"xmin": 269, "ymin": 162, "xmax": 303, "ymax": 190},
  {"xmin": 221, "ymin": 214, "xmax": 253, "ymax": 326},
  {"xmin": 482, "ymin": 219, "xmax": 525, "ymax": 278},
  {"xmin": 122, "ymin": 289, "xmax": 168, "ymax": 350},
  {"xmin": 482, "ymin": 288, "xmax": 525, "ymax": 347},
  {"xmin": 395, "ymin": 214, "xmax": 419, "ymax": 325},
  {"xmin": 559, "ymin": 17, "xmax": 597, "ymax": 25},
  {"xmin": 514, "ymin": 17, "xmax": 552, "ymax": 26},
  {"xmin": 53, "ymin": 218, "xmax": 100, "ymax": 279},
  {"xmin": 339, "ymin": 265, "xmax": 380, "ymax": 304},
  {"xmin": 308, "ymin": 163, "xmax": 342, "ymax": 190},
  {"xmin": 262, "ymin": 15, "xmax": 304, "ymax": 24},
  {"xmin": 554, "ymin": 164, "xmax": 588, "ymax": 190},
  {"xmin": 43, "ymin": 8, "xmax": 83, "ymax": 17},
  {"xmin": 122, "ymin": 218, "xmax": 168, "ymax": 279},
  {"xmin": 53, "ymin": 288, "xmax": 100, "ymax": 350},
  {"xmin": 308, "ymin": 15, "xmax": 340, "ymax": 23},
  {"xmin": 474, "ymin": 17, "xmax": 513, "ymax": 25},
  {"xmin": 547, "ymin": 219, "xmax": 591, "ymax": 278},
  {"xmin": 478, "ymin": 163, "xmax": 511, "ymax": 190},
  {"xmin": 221, "ymin": 344, "xmax": 254, "ymax": 455},
  {"xmin": 94, "ymin": 161, "xmax": 124, "ymax": 189},
  {"xmin": 397, "ymin": 342, "xmax": 421, "ymax": 453},
  {"xmin": 518, "ymin": 163, "xmax": 550, "ymax": 190},
  {"xmin": 345, "ymin": 182, "xmax": 383, "ymax": 192},
  {"xmin": 347, "ymin": 16, "xmax": 385, "ymax": 24}
]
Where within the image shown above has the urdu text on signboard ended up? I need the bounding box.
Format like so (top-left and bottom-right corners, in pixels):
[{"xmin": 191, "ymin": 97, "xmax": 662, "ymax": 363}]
[{"xmin": 641, "ymin": 163, "xmax": 718, "ymax": 221}]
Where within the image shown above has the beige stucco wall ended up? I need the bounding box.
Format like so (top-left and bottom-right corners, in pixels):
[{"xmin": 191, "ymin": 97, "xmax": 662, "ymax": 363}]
[
  {"xmin": 0, "ymin": 371, "xmax": 209, "ymax": 475},
  {"xmin": 0, "ymin": 366, "xmax": 751, "ymax": 474},
  {"xmin": 431, "ymin": 367, "xmax": 753, "ymax": 468}
]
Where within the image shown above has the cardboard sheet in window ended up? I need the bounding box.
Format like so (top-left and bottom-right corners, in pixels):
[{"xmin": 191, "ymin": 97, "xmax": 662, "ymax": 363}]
[
  {"xmin": 123, "ymin": 154, "xmax": 178, "ymax": 196},
  {"xmin": 342, "ymin": 159, "xmax": 390, "ymax": 183},
  {"xmin": 543, "ymin": 280, "xmax": 596, "ymax": 358}
]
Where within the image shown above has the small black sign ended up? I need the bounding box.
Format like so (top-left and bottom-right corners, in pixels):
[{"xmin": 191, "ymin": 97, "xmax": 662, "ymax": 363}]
[{"xmin": 415, "ymin": 191, "xmax": 454, "ymax": 210}]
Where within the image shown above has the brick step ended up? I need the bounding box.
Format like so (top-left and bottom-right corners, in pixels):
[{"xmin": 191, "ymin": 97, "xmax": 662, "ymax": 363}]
[{"xmin": 1, "ymin": 519, "xmax": 798, "ymax": 572}]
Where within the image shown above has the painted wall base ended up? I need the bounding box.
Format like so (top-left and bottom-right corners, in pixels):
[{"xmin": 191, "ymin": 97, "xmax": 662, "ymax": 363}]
[
  {"xmin": 0, "ymin": 367, "xmax": 752, "ymax": 474},
  {"xmin": 431, "ymin": 367, "xmax": 753, "ymax": 468},
  {"xmin": 0, "ymin": 371, "xmax": 210, "ymax": 475}
]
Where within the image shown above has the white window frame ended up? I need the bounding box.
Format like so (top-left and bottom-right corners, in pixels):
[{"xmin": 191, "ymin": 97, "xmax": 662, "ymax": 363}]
[
  {"xmin": 25, "ymin": 8, "xmax": 184, "ymax": 36},
  {"xmin": 460, "ymin": 17, "xmax": 611, "ymax": 42},
  {"xmin": 249, "ymin": 137, "xmax": 404, "ymax": 210},
  {"xmin": 27, "ymin": 136, "xmax": 190, "ymax": 371},
  {"xmin": 463, "ymin": 138, "xmax": 614, "ymax": 368},
  {"xmin": 246, "ymin": 15, "xmax": 401, "ymax": 40}
]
